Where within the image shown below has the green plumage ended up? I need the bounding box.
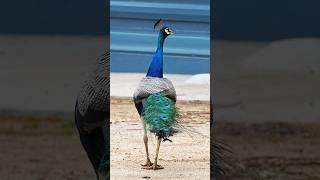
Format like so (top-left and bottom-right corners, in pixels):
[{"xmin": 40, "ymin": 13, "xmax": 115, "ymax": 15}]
[{"xmin": 142, "ymin": 92, "xmax": 178, "ymax": 138}]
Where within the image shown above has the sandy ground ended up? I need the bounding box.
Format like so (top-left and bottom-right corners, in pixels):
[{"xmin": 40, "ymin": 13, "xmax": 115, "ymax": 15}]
[
  {"xmin": 110, "ymin": 98, "xmax": 210, "ymax": 180},
  {"xmin": 0, "ymin": 114, "xmax": 95, "ymax": 180},
  {"xmin": 214, "ymin": 122, "xmax": 320, "ymax": 180},
  {"xmin": 1, "ymin": 104, "xmax": 319, "ymax": 180},
  {"xmin": 0, "ymin": 98, "xmax": 210, "ymax": 180},
  {"xmin": 0, "ymin": 98, "xmax": 319, "ymax": 180}
]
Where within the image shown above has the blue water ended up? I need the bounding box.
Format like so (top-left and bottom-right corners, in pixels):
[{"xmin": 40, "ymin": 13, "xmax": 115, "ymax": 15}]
[{"xmin": 110, "ymin": 0, "xmax": 210, "ymax": 74}]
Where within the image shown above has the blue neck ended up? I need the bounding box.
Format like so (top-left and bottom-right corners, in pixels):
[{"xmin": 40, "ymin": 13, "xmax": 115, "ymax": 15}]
[{"xmin": 146, "ymin": 34, "xmax": 165, "ymax": 78}]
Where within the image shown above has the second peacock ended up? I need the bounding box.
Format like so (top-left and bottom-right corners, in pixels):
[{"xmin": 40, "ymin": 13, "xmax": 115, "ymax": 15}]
[{"xmin": 133, "ymin": 19, "xmax": 178, "ymax": 170}]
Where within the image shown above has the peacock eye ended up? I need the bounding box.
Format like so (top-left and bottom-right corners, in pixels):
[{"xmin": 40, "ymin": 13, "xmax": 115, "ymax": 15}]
[{"xmin": 165, "ymin": 28, "xmax": 170, "ymax": 34}]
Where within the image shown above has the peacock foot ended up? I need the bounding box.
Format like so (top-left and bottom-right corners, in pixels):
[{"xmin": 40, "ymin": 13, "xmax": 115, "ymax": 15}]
[
  {"xmin": 141, "ymin": 159, "xmax": 153, "ymax": 167},
  {"xmin": 142, "ymin": 164, "xmax": 164, "ymax": 170}
]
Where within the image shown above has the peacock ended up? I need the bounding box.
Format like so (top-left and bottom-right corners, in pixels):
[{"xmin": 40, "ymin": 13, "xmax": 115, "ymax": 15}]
[
  {"xmin": 133, "ymin": 19, "xmax": 176, "ymax": 170},
  {"xmin": 75, "ymin": 52, "xmax": 109, "ymax": 179}
]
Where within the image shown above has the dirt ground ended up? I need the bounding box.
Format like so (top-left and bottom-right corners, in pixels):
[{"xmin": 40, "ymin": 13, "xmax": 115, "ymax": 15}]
[
  {"xmin": 0, "ymin": 114, "xmax": 95, "ymax": 180},
  {"xmin": 214, "ymin": 122, "xmax": 320, "ymax": 180},
  {"xmin": 110, "ymin": 98, "xmax": 211, "ymax": 180},
  {"xmin": 1, "ymin": 98, "xmax": 320, "ymax": 180}
]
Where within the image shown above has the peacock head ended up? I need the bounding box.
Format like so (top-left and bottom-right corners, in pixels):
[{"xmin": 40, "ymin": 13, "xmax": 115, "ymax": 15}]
[
  {"xmin": 154, "ymin": 19, "xmax": 174, "ymax": 41},
  {"xmin": 160, "ymin": 26, "xmax": 174, "ymax": 38}
]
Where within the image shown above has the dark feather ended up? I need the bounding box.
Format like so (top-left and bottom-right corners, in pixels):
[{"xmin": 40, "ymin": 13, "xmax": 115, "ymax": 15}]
[{"xmin": 211, "ymin": 139, "xmax": 232, "ymax": 179}]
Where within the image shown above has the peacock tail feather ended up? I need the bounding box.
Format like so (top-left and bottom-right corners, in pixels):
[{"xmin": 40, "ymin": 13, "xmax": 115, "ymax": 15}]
[{"xmin": 142, "ymin": 92, "xmax": 179, "ymax": 138}]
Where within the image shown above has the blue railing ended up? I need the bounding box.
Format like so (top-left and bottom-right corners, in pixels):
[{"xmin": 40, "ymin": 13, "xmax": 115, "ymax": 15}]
[{"xmin": 110, "ymin": 0, "xmax": 210, "ymax": 74}]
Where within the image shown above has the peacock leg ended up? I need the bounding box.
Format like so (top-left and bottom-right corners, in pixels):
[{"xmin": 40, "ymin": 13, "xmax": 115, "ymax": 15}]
[
  {"xmin": 141, "ymin": 123, "xmax": 153, "ymax": 167},
  {"xmin": 142, "ymin": 136, "xmax": 164, "ymax": 170},
  {"xmin": 152, "ymin": 137, "xmax": 164, "ymax": 170}
]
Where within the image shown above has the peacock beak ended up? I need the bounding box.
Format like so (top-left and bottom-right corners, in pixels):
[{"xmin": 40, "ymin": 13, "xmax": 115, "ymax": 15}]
[{"xmin": 168, "ymin": 29, "xmax": 174, "ymax": 35}]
